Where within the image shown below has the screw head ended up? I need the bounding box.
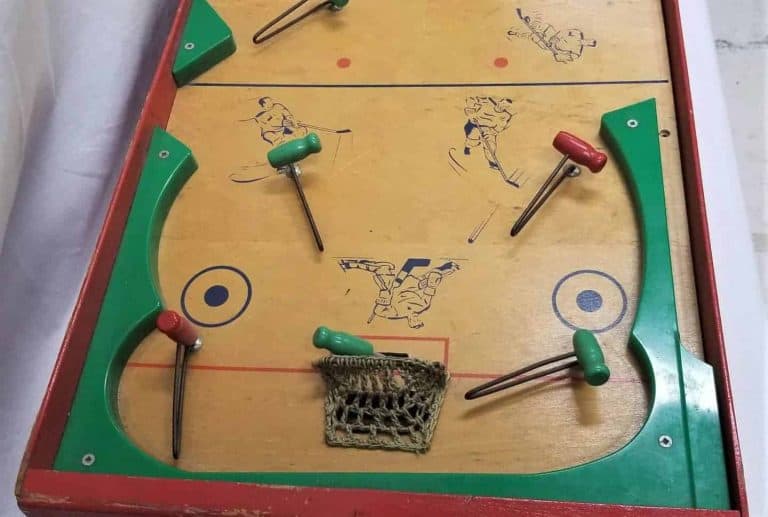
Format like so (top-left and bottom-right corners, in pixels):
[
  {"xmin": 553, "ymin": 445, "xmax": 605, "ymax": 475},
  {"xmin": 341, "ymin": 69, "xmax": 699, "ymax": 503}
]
[
  {"xmin": 81, "ymin": 453, "xmax": 96, "ymax": 466},
  {"xmin": 159, "ymin": 150, "xmax": 170, "ymax": 159},
  {"xmin": 566, "ymin": 165, "xmax": 582, "ymax": 177},
  {"xmin": 627, "ymin": 119, "xmax": 639, "ymax": 128},
  {"xmin": 184, "ymin": 42, "xmax": 195, "ymax": 50},
  {"xmin": 658, "ymin": 435, "xmax": 673, "ymax": 448}
]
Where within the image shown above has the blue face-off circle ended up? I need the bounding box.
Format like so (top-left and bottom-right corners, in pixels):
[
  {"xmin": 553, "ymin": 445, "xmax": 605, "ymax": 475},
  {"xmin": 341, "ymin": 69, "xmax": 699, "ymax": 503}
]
[
  {"xmin": 181, "ymin": 265, "xmax": 252, "ymax": 328},
  {"xmin": 576, "ymin": 289, "xmax": 603, "ymax": 312},
  {"xmin": 204, "ymin": 285, "xmax": 229, "ymax": 307},
  {"xmin": 551, "ymin": 269, "xmax": 627, "ymax": 333}
]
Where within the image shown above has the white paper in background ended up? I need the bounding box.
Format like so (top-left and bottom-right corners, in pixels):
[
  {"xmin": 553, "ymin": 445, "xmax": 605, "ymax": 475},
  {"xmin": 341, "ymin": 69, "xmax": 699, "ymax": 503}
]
[
  {"xmin": 0, "ymin": 1, "xmax": 763, "ymax": 516},
  {"xmin": 0, "ymin": 0, "xmax": 53, "ymax": 250},
  {"xmin": 0, "ymin": 1, "xmax": 175, "ymax": 515},
  {"xmin": 680, "ymin": 0, "xmax": 768, "ymax": 514}
]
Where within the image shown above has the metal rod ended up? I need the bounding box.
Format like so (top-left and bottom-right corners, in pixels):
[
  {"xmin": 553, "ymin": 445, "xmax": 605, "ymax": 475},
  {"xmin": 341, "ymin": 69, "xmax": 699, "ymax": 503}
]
[
  {"xmin": 172, "ymin": 343, "xmax": 190, "ymax": 459},
  {"xmin": 253, "ymin": 0, "xmax": 331, "ymax": 45},
  {"xmin": 289, "ymin": 166, "xmax": 325, "ymax": 252},
  {"xmin": 464, "ymin": 351, "xmax": 578, "ymax": 400},
  {"xmin": 510, "ymin": 156, "xmax": 573, "ymax": 236}
]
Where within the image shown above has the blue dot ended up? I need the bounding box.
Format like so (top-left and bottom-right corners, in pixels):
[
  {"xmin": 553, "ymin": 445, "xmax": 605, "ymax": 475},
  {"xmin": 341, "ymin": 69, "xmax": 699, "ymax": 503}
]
[
  {"xmin": 204, "ymin": 285, "xmax": 229, "ymax": 307},
  {"xmin": 576, "ymin": 289, "xmax": 603, "ymax": 312}
]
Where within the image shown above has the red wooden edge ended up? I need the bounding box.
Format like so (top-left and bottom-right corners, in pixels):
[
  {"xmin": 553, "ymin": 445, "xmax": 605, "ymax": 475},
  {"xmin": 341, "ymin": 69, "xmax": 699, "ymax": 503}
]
[
  {"xmin": 15, "ymin": 0, "xmax": 747, "ymax": 515},
  {"xmin": 19, "ymin": 469, "xmax": 741, "ymax": 517},
  {"xmin": 661, "ymin": 1, "xmax": 748, "ymax": 514}
]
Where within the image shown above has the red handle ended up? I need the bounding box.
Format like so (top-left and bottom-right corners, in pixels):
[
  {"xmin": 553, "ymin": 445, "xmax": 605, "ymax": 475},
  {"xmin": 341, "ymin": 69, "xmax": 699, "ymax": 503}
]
[
  {"xmin": 156, "ymin": 310, "xmax": 199, "ymax": 348},
  {"xmin": 552, "ymin": 131, "xmax": 607, "ymax": 173}
]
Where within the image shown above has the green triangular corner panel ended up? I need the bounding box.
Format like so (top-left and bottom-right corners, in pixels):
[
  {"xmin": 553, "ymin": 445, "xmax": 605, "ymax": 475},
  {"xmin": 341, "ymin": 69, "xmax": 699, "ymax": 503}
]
[{"xmin": 173, "ymin": 0, "xmax": 236, "ymax": 86}]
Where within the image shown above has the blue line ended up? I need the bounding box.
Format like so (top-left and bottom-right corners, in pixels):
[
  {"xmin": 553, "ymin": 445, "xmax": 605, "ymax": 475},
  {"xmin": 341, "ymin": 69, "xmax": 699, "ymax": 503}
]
[{"xmin": 189, "ymin": 79, "xmax": 669, "ymax": 89}]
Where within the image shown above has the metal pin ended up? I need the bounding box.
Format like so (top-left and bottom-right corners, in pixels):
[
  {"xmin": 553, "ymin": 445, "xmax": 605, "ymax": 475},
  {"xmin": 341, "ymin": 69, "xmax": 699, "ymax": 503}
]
[
  {"xmin": 284, "ymin": 164, "xmax": 324, "ymax": 252},
  {"xmin": 465, "ymin": 330, "xmax": 610, "ymax": 400},
  {"xmin": 510, "ymin": 132, "xmax": 607, "ymax": 236},
  {"xmin": 253, "ymin": 0, "xmax": 349, "ymax": 45},
  {"xmin": 172, "ymin": 338, "xmax": 201, "ymax": 459},
  {"xmin": 510, "ymin": 161, "xmax": 580, "ymax": 236},
  {"xmin": 464, "ymin": 352, "xmax": 578, "ymax": 400},
  {"xmin": 156, "ymin": 310, "xmax": 202, "ymax": 460}
]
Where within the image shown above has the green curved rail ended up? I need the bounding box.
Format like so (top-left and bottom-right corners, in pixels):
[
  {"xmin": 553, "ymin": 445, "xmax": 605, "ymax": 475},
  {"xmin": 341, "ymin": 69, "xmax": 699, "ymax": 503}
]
[{"xmin": 55, "ymin": 100, "xmax": 729, "ymax": 509}]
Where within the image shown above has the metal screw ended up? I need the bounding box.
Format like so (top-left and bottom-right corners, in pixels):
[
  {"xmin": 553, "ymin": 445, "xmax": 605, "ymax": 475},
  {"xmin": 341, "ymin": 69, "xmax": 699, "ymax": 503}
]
[
  {"xmin": 81, "ymin": 453, "xmax": 96, "ymax": 466},
  {"xmin": 627, "ymin": 119, "xmax": 639, "ymax": 128},
  {"xmin": 184, "ymin": 42, "xmax": 195, "ymax": 50},
  {"xmin": 658, "ymin": 435, "xmax": 673, "ymax": 448},
  {"xmin": 159, "ymin": 150, "xmax": 170, "ymax": 159}
]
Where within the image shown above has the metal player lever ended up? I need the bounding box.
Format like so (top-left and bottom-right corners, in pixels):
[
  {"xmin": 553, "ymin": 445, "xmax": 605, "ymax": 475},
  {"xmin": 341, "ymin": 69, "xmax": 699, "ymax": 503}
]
[
  {"xmin": 156, "ymin": 310, "xmax": 202, "ymax": 460},
  {"xmin": 252, "ymin": 0, "xmax": 349, "ymax": 45},
  {"xmin": 511, "ymin": 132, "xmax": 607, "ymax": 236},
  {"xmin": 268, "ymin": 133, "xmax": 325, "ymax": 252}
]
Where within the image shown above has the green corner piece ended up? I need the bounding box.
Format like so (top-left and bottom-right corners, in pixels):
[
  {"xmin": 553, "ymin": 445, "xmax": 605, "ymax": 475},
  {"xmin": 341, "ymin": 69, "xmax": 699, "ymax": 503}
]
[
  {"xmin": 173, "ymin": 0, "xmax": 236, "ymax": 86},
  {"xmin": 54, "ymin": 128, "xmax": 197, "ymax": 475}
]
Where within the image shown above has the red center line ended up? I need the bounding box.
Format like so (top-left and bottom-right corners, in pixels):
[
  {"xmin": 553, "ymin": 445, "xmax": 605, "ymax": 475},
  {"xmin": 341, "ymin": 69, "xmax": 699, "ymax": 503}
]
[
  {"xmin": 128, "ymin": 335, "xmax": 640, "ymax": 383},
  {"xmin": 125, "ymin": 362, "xmax": 640, "ymax": 384},
  {"xmin": 127, "ymin": 363, "xmax": 314, "ymax": 374}
]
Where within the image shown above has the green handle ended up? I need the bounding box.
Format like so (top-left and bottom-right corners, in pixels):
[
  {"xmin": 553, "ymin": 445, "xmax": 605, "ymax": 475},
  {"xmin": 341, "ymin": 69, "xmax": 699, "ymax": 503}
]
[
  {"xmin": 267, "ymin": 133, "xmax": 322, "ymax": 169},
  {"xmin": 572, "ymin": 329, "xmax": 610, "ymax": 386},
  {"xmin": 313, "ymin": 326, "xmax": 375, "ymax": 356},
  {"xmin": 330, "ymin": 0, "xmax": 349, "ymax": 8}
]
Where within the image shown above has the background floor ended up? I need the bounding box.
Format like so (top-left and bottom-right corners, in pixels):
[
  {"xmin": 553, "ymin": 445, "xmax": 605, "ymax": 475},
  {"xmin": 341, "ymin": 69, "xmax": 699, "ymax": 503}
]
[{"xmin": 0, "ymin": 1, "xmax": 764, "ymax": 515}]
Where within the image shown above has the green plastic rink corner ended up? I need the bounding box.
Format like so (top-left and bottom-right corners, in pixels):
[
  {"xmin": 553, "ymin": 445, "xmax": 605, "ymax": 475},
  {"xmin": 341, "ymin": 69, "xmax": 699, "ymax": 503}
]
[{"xmin": 173, "ymin": 0, "xmax": 236, "ymax": 86}]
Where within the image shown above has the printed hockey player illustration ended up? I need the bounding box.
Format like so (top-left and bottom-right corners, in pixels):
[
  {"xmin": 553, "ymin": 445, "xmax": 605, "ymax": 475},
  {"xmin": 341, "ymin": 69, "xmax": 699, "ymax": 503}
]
[
  {"xmin": 507, "ymin": 9, "xmax": 596, "ymax": 63},
  {"xmin": 244, "ymin": 97, "xmax": 307, "ymax": 146},
  {"xmin": 463, "ymin": 96, "xmax": 516, "ymax": 171},
  {"xmin": 240, "ymin": 96, "xmax": 352, "ymax": 147},
  {"xmin": 452, "ymin": 96, "xmax": 522, "ymax": 186},
  {"xmin": 231, "ymin": 97, "xmax": 353, "ymax": 183},
  {"xmin": 339, "ymin": 258, "xmax": 461, "ymax": 329}
]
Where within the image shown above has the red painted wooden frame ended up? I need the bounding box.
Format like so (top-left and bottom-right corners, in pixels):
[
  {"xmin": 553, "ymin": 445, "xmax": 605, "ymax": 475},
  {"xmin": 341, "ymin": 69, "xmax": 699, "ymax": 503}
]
[{"xmin": 15, "ymin": 1, "xmax": 748, "ymax": 515}]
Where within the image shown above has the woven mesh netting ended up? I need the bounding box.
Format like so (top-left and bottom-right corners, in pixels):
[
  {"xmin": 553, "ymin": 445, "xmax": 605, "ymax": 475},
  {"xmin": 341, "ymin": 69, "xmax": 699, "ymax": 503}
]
[{"xmin": 314, "ymin": 356, "xmax": 449, "ymax": 453}]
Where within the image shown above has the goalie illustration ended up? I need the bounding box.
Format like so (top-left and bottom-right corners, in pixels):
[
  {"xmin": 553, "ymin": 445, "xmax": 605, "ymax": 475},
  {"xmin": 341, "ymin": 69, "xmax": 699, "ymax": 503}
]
[
  {"xmin": 507, "ymin": 8, "xmax": 597, "ymax": 63},
  {"xmin": 339, "ymin": 258, "xmax": 461, "ymax": 329}
]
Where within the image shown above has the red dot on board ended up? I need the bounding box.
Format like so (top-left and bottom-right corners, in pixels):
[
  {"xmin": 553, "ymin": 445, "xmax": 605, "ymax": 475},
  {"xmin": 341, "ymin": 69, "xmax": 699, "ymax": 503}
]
[
  {"xmin": 336, "ymin": 57, "xmax": 351, "ymax": 68},
  {"xmin": 494, "ymin": 57, "xmax": 509, "ymax": 68}
]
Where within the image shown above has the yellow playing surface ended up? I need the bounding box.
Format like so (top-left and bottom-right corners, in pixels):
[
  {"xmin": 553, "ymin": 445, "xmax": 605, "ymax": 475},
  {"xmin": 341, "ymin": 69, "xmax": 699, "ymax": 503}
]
[{"xmin": 119, "ymin": 0, "xmax": 703, "ymax": 474}]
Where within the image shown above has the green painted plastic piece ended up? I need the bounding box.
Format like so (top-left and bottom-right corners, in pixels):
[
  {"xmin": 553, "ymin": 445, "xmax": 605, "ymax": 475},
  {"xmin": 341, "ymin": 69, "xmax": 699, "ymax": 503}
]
[
  {"xmin": 173, "ymin": 0, "xmax": 236, "ymax": 86},
  {"xmin": 331, "ymin": 0, "xmax": 350, "ymax": 8},
  {"xmin": 55, "ymin": 128, "xmax": 197, "ymax": 476},
  {"xmin": 572, "ymin": 330, "xmax": 610, "ymax": 386},
  {"xmin": 54, "ymin": 99, "xmax": 730, "ymax": 510},
  {"xmin": 268, "ymin": 133, "xmax": 322, "ymax": 169},
  {"xmin": 314, "ymin": 326, "xmax": 375, "ymax": 356}
]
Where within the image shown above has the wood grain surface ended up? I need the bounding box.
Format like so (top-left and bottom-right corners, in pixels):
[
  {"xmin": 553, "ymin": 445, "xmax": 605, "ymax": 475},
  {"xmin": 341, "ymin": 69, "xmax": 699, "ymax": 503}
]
[{"xmin": 118, "ymin": 0, "xmax": 704, "ymax": 475}]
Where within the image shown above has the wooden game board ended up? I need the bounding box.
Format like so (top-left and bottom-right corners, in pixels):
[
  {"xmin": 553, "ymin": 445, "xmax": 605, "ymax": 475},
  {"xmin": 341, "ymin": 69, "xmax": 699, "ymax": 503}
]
[{"xmin": 16, "ymin": 1, "xmax": 748, "ymax": 515}]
